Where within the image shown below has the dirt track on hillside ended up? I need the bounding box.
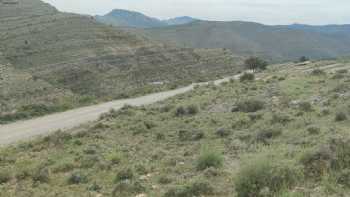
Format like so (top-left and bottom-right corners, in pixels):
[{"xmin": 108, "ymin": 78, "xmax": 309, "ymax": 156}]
[{"xmin": 0, "ymin": 75, "xmax": 240, "ymax": 146}]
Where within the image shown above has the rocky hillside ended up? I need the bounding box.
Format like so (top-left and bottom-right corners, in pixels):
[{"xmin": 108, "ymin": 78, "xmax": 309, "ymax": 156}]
[{"xmin": 0, "ymin": 0, "xmax": 242, "ymax": 122}]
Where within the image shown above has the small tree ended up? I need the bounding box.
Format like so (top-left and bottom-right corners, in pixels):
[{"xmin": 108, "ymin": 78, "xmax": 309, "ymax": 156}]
[
  {"xmin": 244, "ymin": 57, "xmax": 268, "ymax": 71},
  {"xmin": 299, "ymin": 56, "xmax": 309, "ymax": 63}
]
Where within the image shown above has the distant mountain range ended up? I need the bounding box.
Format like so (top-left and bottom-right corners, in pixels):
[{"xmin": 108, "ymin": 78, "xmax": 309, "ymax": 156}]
[
  {"xmin": 95, "ymin": 9, "xmax": 350, "ymax": 61},
  {"xmin": 136, "ymin": 21, "xmax": 350, "ymax": 62},
  {"xmin": 95, "ymin": 9, "xmax": 198, "ymax": 28}
]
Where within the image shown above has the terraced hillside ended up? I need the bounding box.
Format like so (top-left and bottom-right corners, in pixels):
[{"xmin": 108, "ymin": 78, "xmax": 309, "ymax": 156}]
[
  {"xmin": 1, "ymin": 60, "xmax": 350, "ymax": 196},
  {"xmin": 0, "ymin": 0, "xmax": 242, "ymax": 122},
  {"xmin": 140, "ymin": 21, "xmax": 350, "ymax": 62}
]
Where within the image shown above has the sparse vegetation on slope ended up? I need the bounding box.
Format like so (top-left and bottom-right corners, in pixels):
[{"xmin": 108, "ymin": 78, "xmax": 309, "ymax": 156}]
[
  {"xmin": 1, "ymin": 61, "xmax": 350, "ymax": 196},
  {"xmin": 0, "ymin": 0, "xmax": 243, "ymax": 123}
]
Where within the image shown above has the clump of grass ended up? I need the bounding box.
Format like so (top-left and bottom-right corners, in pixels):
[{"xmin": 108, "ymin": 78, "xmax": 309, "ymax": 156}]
[
  {"xmin": 196, "ymin": 149, "xmax": 224, "ymax": 171},
  {"xmin": 235, "ymin": 156, "xmax": 301, "ymax": 197}
]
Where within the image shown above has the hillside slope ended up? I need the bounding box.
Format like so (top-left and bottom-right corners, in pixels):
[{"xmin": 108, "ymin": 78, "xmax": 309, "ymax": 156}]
[
  {"xmin": 1, "ymin": 60, "xmax": 350, "ymax": 196},
  {"xmin": 0, "ymin": 0, "xmax": 242, "ymax": 121},
  {"xmin": 141, "ymin": 21, "xmax": 350, "ymax": 61}
]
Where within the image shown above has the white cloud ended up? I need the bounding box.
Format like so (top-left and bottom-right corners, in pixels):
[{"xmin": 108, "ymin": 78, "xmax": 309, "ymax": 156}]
[{"xmin": 42, "ymin": 0, "xmax": 350, "ymax": 25}]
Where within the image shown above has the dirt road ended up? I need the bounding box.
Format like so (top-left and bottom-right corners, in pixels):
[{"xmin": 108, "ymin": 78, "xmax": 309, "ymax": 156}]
[{"xmin": 0, "ymin": 75, "xmax": 239, "ymax": 146}]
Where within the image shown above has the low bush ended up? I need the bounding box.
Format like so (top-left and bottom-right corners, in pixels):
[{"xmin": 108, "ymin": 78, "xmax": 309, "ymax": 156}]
[
  {"xmin": 299, "ymin": 101, "xmax": 313, "ymax": 112},
  {"xmin": 215, "ymin": 128, "xmax": 231, "ymax": 137},
  {"xmin": 164, "ymin": 180, "xmax": 214, "ymax": 197},
  {"xmin": 196, "ymin": 149, "xmax": 224, "ymax": 171},
  {"xmin": 178, "ymin": 130, "xmax": 205, "ymax": 141},
  {"xmin": 67, "ymin": 171, "xmax": 88, "ymax": 185},
  {"xmin": 0, "ymin": 104, "xmax": 70, "ymax": 124},
  {"xmin": 240, "ymin": 73, "xmax": 255, "ymax": 82},
  {"xmin": 256, "ymin": 128, "xmax": 282, "ymax": 144},
  {"xmin": 115, "ymin": 168, "xmax": 134, "ymax": 182},
  {"xmin": 307, "ymin": 126, "xmax": 321, "ymax": 135},
  {"xmin": 187, "ymin": 104, "xmax": 199, "ymax": 115},
  {"xmin": 175, "ymin": 104, "xmax": 200, "ymax": 117},
  {"xmin": 336, "ymin": 169, "xmax": 350, "ymax": 187},
  {"xmin": 236, "ymin": 99, "xmax": 264, "ymax": 113},
  {"xmin": 112, "ymin": 181, "xmax": 145, "ymax": 196},
  {"xmin": 32, "ymin": 167, "xmax": 50, "ymax": 183},
  {"xmin": 0, "ymin": 168, "xmax": 11, "ymax": 184},
  {"xmin": 271, "ymin": 113, "xmax": 292, "ymax": 125},
  {"xmin": 235, "ymin": 157, "xmax": 301, "ymax": 197},
  {"xmin": 335, "ymin": 112, "xmax": 347, "ymax": 122},
  {"xmin": 300, "ymin": 138, "xmax": 350, "ymax": 179},
  {"xmin": 311, "ymin": 69, "xmax": 326, "ymax": 76}
]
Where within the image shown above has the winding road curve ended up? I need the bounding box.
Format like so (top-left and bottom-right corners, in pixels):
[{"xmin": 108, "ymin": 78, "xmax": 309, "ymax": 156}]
[{"xmin": 0, "ymin": 75, "xmax": 240, "ymax": 146}]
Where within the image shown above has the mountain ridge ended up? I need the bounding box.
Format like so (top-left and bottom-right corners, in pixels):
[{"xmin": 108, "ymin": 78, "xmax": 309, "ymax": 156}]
[{"xmin": 96, "ymin": 9, "xmax": 198, "ymax": 28}]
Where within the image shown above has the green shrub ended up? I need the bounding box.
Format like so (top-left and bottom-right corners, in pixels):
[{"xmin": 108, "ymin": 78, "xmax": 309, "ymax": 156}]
[
  {"xmin": 158, "ymin": 175, "xmax": 172, "ymax": 184},
  {"xmin": 175, "ymin": 106, "xmax": 187, "ymax": 117},
  {"xmin": 32, "ymin": 167, "xmax": 49, "ymax": 183},
  {"xmin": 196, "ymin": 149, "xmax": 224, "ymax": 170},
  {"xmin": 42, "ymin": 130, "xmax": 72, "ymax": 146},
  {"xmin": 236, "ymin": 99, "xmax": 264, "ymax": 113},
  {"xmin": 300, "ymin": 146, "xmax": 334, "ymax": 179},
  {"xmin": 67, "ymin": 171, "xmax": 88, "ymax": 185},
  {"xmin": 299, "ymin": 101, "xmax": 313, "ymax": 112},
  {"xmin": 164, "ymin": 180, "xmax": 214, "ymax": 197},
  {"xmin": 115, "ymin": 168, "xmax": 134, "ymax": 182},
  {"xmin": 311, "ymin": 69, "xmax": 326, "ymax": 76},
  {"xmin": 271, "ymin": 113, "xmax": 292, "ymax": 125},
  {"xmin": 336, "ymin": 169, "xmax": 350, "ymax": 187},
  {"xmin": 178, "ymin": 130, "xmax": 205, "ymax": 141},
  {"xmin": 240, "ymin": 73, "xmax": 255, "ymax": 82},
  {"xmin": 256, "ymin": 128, "xmax": 282, "ymax": 144},
  {"xmin": 335, "ymin": 112, "xmax": 347, "ymax": 121},
  {"xmin": 112, "ymin": 181, "xmax": 145, "ymax": 196},
  {"xmin": 0, "ymin": 168, "xmax": 11, "ymax": 184},
  {"xmin": 175, "ymin": 105, "xmax": 199, "ymax": 117},
  {"xmin": 235, "ymin": 157, "xmax": 301, "ymax": 197},
  {"xmin": 307, "ymin": 126, "xmax": 321, "ymax": 135},
  {"xmin": 215, "ymin": 128, "xmax": 231, "ymax": 137},
  {"xmin": 187, "ymin": 104, "xmax": 199, "ymax": 115},
  {"xmin": 300, "ymin": 138, "xmax": 350, "ymax": 179},
  {"xmin": 79, "ymin": 155, "xmax": 100, "ymax": 169}
]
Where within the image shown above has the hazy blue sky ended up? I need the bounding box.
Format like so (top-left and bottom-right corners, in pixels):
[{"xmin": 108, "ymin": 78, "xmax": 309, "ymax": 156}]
[{"xmin": 42, "ymin": 0, "xmax": 350, "ymax": 25}]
